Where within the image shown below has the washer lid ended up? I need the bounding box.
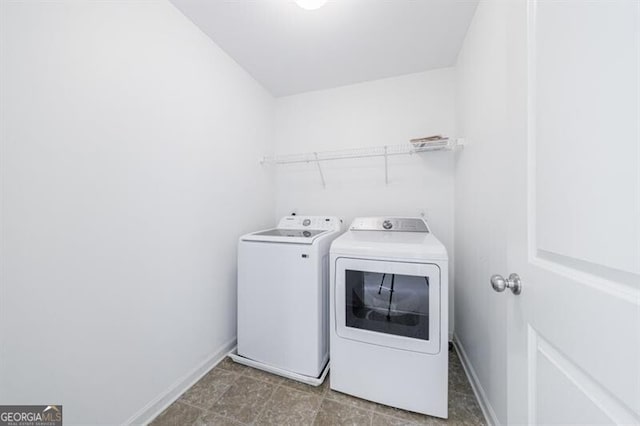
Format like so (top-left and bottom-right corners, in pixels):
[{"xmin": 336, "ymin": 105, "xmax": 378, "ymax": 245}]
[
  {"xmin": 241, "ymin": 228, "xmax": 329, "ymax": 244},
  {"xmin": 241, "ymin": 215, "xmax": 342, "ymax": 244}
]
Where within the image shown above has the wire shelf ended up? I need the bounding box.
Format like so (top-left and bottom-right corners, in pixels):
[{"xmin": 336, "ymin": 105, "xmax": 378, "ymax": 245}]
[
  {"xmin": 261, "ymin": 139, "xmax": 457, "ymax": 165},
  {"xmin": 260, "ymin": 138, "xmax": 461, "ymax": 188}
]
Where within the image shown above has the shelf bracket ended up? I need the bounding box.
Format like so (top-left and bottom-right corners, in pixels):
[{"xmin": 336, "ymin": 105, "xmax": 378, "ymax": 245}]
[
  {"xmin": 384, "ymin": 145, "xmax": 389, "ymax": 185},
  {"xmin": 314, "ymin": 152, "xmax": 326, "ymax": 188}
]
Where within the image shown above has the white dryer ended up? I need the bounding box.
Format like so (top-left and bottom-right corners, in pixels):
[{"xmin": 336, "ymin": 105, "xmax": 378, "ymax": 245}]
[
  {"xmin": 233, "ymin": 216, "xmax": 342, "ymax": 384},
  {"xmin": 330, "ymin": 217, "xmax": 449, "ymax": 418}
]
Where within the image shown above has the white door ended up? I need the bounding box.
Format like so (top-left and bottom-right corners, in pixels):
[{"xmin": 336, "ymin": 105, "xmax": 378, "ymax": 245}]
[
  {"xmin": 503, "ymin": 1, "xmax": 640, "ymax": 424},
  {"xmin": 334, "ymin": 257, "xmax": 441, "ymax": 354}
]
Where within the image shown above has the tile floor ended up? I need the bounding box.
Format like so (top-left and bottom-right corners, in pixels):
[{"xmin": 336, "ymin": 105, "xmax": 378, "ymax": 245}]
[{"xmin": 151, "ymin": 345, "xmax": 485, "ymax": 426}]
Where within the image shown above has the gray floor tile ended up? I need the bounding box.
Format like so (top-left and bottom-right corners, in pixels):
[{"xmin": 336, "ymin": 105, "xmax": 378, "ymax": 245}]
[
  {"xmin": 449, "ymin": 362, "xmax": 474, "ymax": 396},
  {"xmin": 256, "ymin": 386, "xmax": 322, "ymax": 426},
  {"xmin": 448, "ymin": 391, "xmax": 485, "ymax": 426},
  {"xmin": 325, "ymin": 387, "xmax": 381, "ymax": 411},
  {"xmin": 313, "ymin": 399, "xmax": 373, "ymax": 426},
  {"xmin": 449, "ymin": 346, "xmax": 463, "ymax": 367},
  {"xmin": 179, "ymin": 368, "xmax": 239, "ymax": 410},
  {"xmin": 218, "ymin": 356, "xmax": 284, "ymax": 384},
  {"xmin": 241, "ymin": 365, "xmax": 285, "ymax": 385},
  {"xmin": 374, "ymin": 404, "xmax": 446, "ymax": 425},
  {"xmin": 194, "ymin": 412, "xmax": 244, "ymax": 426},
  {"xmin": 209, "ymin": 375, "xmax": 275, "ymax": 424},
  {"xmin": 372, "ymin": 412, "xmax": 421, "ymax": 426},
  {"xmin": 151, "ymin": 401, "xmax": 203, "ymax": 426},
  {"xmin": 280, "ymin": 374, "xmax": 329, "ymax": 396},
  {"xmin": 217, "ymin": 357, "xmax": 251, "ymax": 374}
]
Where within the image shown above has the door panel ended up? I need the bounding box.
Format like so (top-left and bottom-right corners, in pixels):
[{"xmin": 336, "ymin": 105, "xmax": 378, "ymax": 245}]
[
  {"xmin": 507, "ymin": 0, "xmax": 640, "ymax": 424},
  {"xmin": 534, "ymin": 0, "xmax": 639, "ymax": 275},
  {"xmin": 532, "ymin": 330, "xmax": 617, "ymax": 425},
  {"xmin": 530, "ymin": 268, "xmax": 640, "ymax": 415}
]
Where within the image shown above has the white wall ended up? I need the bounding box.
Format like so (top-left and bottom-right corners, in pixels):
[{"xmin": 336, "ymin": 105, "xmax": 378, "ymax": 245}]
[
  {"xmin": 0, "ymin": 1, "xmax": 274, "ymax": 424},
  {"xmin": 453, "ymin": 1, "xmax": 511, "ymax": 424},
  {"xmin": 274, "ymin": 69, "xmax": 456, "ymax": 336}
]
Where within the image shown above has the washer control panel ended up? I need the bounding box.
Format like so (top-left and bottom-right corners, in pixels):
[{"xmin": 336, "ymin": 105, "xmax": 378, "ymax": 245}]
[
  {"xmin": 350, "ymin": 217, "xmax": 430, "ymax": 232},
  {"xmin": 278, "ymin": 216, "xmax": 341, "ymax": 231}
]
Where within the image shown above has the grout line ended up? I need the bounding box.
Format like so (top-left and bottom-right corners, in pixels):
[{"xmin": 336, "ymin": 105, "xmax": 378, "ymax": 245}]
[{"xmin": 175, "ymin": 400, "xmax": 203, "ymax": 411}]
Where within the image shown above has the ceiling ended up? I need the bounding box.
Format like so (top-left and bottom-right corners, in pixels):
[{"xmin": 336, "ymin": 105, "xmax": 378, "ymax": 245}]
[{"xmin": 170, "ymin": 0, "xmax": 479, "ymax": 97}]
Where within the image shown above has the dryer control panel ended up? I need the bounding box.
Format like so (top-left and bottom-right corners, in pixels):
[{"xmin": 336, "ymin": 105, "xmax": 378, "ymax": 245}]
[
  {"xmin": 278, "ymin": 216, "xmax": 342, "ymax": 231},
  {"xmin": 349, "ymin": 217, "xmax": 430, "ymax": 232}
]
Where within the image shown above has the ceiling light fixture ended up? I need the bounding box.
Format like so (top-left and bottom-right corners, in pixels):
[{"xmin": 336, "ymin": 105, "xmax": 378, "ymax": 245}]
[{"xmin": 295, "ymin": 0, "xmax": 327, "ymax": 11}]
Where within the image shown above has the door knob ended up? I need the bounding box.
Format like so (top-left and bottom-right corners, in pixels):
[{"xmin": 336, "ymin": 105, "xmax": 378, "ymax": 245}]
[{"xmin": 490, "ymin": 273, "xmax": 522, "ymax": 295}]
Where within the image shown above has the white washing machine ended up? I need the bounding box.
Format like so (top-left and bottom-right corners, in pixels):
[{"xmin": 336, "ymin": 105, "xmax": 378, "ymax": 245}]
[
  {"xmin": 330, "ymin": 217, "xmax": 449, "ymax": 418},
  {"xmin": 232, "ymin": 216, "xmax": 342, "ymax": 385}
]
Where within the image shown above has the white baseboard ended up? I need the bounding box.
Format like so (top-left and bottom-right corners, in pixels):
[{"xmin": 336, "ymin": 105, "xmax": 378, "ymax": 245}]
[
  {"xmin": 124, "ymin": 338, "xmax": 237, "ymax": 425},
  {"xmin": 453, "ymin": 335, "xmax": 499, "ymax": 426}
]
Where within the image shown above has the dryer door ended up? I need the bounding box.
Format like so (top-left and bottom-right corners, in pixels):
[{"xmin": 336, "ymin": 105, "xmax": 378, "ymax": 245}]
[{"xmin": 334, "ymin": 257, "xmax": 441, "ymax": 354}]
